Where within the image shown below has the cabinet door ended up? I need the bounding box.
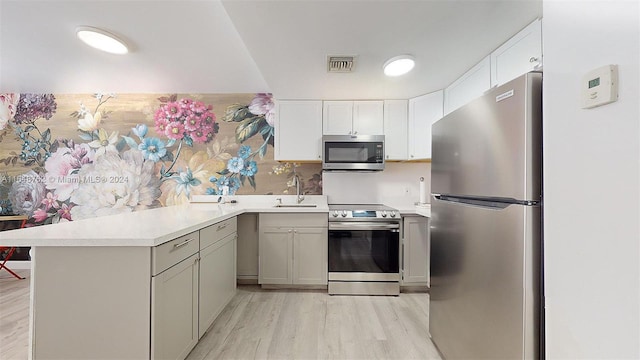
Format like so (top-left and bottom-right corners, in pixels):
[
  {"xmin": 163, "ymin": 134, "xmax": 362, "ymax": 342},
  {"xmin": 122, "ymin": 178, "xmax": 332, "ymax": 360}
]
[
  {"xmin": 259, "ymin": 227, "xmax": 293, "ymax": 284},
  {"xmin": 199, "ymin": 233, "xmax": 236, "ymax": 338},
  {"xmin": 293, "ymin": 227, "xmax": 328, "ymax": 285},
  {"xmin": 491, "ymin": 19, "xmax": 542, "ymax": 86},
  {"xmin": 402, "ymin": 217, "xmax": 430, "ymax": 285},
  {"xmin": 408, "ymin": 90, "xmax": 443, "ymax": 160},
  {"xmin": 151, "ymin": 254, "xmax": 199, "ymax": 360},
  {"xmin": 444, "ymin": 56, "xmax": 492, "ymax": 115},
  {"xmin": 323, "ymin": 101, "xmax": 354, "ymax": 135},
  {"xmin": 383, "ymin": 100, "xmax": 409, "ymax": 160},
  {"xmin": 237, "ymin": 213, "xmax": 259, "ymax": 279},
  {"xmin": 275, "ymin": 100, "xmax": 323, "ymax": 161},
  {"xmin": 352, "ymin": 101, "xmax": 384, "ymax": 135}
]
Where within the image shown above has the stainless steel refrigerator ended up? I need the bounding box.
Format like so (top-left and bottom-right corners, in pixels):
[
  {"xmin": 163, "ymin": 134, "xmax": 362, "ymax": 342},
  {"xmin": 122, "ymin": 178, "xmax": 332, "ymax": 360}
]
[{"xmin": 429, "ymin": 72, "xmax": 542, "ymax": 359}]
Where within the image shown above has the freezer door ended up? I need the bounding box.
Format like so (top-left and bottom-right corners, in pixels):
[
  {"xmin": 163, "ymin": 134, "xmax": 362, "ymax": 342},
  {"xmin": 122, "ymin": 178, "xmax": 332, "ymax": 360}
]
[
  {"xmin": 429, "ymin": 198, "xmax": 540, "ymax": 359},
  {"xmin": 431, "ymin": 72, "xmax": 542, "ymax": 202}
]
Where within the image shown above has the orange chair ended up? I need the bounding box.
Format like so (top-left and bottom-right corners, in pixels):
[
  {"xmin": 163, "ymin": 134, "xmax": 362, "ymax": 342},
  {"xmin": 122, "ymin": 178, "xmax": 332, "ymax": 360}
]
[{"xmin": 0, "ymin": 247, "xmax": 25, "ymax": 279}]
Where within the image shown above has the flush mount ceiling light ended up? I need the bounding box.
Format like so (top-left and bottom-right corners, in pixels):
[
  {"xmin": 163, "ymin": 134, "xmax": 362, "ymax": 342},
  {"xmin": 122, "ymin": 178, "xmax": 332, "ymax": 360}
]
[
  {"xmin": 383, "ymin": 55, "xmax": 415, "ymax": 77},
  {"xmin": 76, "ymin": 26, "xmax": 128, "ymax": 54}
]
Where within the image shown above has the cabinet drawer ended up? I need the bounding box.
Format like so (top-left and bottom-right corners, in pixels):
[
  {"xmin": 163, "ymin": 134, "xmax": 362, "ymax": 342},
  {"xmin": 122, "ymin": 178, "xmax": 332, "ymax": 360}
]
[
  {"xmin": 200, "ymin": 217, "xmax": 237, "ymax": 250},
  {"xmin": 152, "ymin": 231, "xmax": 200, "ymax": 275}
]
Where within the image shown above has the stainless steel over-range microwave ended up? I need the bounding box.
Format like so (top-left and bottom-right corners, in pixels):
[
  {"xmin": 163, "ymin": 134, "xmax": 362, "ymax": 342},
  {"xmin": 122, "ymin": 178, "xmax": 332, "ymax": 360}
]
[{"xmin": 322, "ymin": 135, "xmax": 385, "ymax": 171}]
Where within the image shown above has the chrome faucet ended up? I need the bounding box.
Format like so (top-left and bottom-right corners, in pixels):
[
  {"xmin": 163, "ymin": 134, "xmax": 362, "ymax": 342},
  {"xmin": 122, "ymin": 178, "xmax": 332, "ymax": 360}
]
[{"xmin": 293, "ymin": 174, "xmax": 305, "ymax": 204}]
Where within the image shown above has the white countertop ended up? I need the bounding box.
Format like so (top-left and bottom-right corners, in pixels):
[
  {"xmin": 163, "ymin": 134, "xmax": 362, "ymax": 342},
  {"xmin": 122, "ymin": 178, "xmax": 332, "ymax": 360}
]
[{"xmin": 0, "ymin": 195, "xmax": 429, "ymax": 247}]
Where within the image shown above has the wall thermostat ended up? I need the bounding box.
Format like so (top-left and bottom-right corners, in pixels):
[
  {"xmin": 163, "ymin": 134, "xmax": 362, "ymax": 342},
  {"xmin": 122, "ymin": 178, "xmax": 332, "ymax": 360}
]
[{"xmin": 581, "ymin": 65, "xmax": 618, "ymax": 109}]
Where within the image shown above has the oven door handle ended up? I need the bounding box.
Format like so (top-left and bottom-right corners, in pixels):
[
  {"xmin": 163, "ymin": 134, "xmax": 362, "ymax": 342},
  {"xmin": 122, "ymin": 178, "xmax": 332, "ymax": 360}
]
[{"xmin": 329, "ymin": 222, "xmax": 400, "ymax": 231}]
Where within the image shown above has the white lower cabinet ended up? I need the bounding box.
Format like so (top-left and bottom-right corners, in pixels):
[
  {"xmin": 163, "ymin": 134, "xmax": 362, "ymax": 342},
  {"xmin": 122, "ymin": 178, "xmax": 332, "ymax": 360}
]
[
  {"xmin": 402, "ymin": 216, "xmax": 430, "ymax": 286},
  {"xmin": 198, "ymin": 217, "xmax": 237, "ymax": 337},
  {"xmin": 151, "ymin": 235, "xmax": 200, "ymax": 360},
  {"xmin": 258, "ymin": 213, "xmax": 328, "ymax": 285},
  {"xmin": 293, "ymin": 227, "xmax": 328, "ymax": 284}
]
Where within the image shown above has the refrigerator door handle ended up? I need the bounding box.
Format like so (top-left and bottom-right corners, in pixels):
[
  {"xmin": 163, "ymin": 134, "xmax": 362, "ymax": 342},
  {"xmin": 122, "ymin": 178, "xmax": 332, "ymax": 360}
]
[{"xmin": 433, "ymin": 194, "xmax": 539, "ymax": 209}]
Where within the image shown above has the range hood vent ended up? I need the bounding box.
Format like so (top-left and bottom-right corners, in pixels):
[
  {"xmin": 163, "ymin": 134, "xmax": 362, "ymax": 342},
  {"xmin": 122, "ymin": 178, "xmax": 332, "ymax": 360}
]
[{"xmin": 327, "ymin": 56, "xmax": 355, "ymax": 73}]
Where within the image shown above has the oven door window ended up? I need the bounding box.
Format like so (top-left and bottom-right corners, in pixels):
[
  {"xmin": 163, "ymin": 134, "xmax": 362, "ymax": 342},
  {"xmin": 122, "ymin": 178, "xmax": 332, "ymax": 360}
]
[{"xmin": 328, "ymin": 229, "xmax": 399, "ymax": 273}]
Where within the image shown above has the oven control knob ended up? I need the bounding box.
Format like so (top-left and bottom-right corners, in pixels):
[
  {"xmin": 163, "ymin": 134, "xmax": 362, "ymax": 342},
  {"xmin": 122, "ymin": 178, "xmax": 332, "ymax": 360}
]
[
  {"xmin": 381, "ymin": 211, "xmax": 387, "ymax": 218},
  {"xmin": 341, "ymin": 210, "xmax": 347, "ymax": 217},
  {"xmin": 390, "ymin": 211, "xmax": 397, "ymax": 218},
  {"xmin": 332, "ymin": 211, "xmax": 339, "ymax": 217}
]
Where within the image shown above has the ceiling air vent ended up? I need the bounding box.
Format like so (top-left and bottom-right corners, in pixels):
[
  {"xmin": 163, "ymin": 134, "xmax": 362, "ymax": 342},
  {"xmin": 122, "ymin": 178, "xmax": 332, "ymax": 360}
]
[{"xmin": 327, "ymin": 56, "xmax": 355, "ymax": 73}]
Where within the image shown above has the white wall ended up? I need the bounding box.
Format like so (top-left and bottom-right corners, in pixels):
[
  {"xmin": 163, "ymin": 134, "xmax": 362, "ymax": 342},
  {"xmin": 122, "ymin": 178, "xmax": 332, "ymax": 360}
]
[
  {"xmin": 322, "ymin": 162, "xmax": 430, "ymax": 208},
  {"xmin": 543, "ymin": 1, "xmax": 640, "ymax": 358}
]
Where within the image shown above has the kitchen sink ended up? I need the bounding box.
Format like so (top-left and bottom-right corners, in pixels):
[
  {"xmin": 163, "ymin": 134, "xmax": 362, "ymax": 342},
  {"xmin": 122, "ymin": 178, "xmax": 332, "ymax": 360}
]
[{"xmin": 274, "ymin": 204, "xmax": 318, "ymax": 208}]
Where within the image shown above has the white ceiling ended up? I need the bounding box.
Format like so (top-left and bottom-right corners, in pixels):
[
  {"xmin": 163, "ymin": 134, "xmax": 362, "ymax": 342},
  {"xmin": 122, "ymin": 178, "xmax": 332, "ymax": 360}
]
[{"xmin": 0, "ymin": 0, "xmax": 541, "ymax": 99}]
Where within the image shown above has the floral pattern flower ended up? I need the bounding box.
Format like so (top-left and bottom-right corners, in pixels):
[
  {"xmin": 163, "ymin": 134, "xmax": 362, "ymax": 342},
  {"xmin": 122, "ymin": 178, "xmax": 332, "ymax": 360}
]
[
  {"xmin": 132, "ymin": 124, "xmax": 148, "ymax": 139},
  {"xmin": 154, "ymin": 97, "xmax": 217, "ymax": 144},
  {"xmin": 138, "ymin": 137, "xmax": 167, "ymax": 162},
  {"xmin": 248, "ymin": 93, "xmax": 275, "ymax": 127},
  {"xmin": 173, "ymin": 168, "xmax": 201, "ymax": 197},
  {"xmin": 8, "ymin": 170, "xmax": 47, "ymax": 217},
  {"xmin": 44, "ymin": 143, "xmax": 95, "ymax": 201},
  {"xmin": 57, "ymin": 203, "xmax": 73, "ymax": 221},
  {"xmin": 77, "ymin": 111, "xmax": 102, "ymax": 132},
  {"xmin": 0, "ymin": 93, "xmax": 20, "ymax": 131},
  {"xmin": 88, "ymin": 128, "xmax": 119, "ymax": 157},
  {"xmin": 238, "ymin": 145, "xmax": 251, "ymax": 159},
  {"xmin": 13, "ymin": 94, "xmax": 57, "ymax": 124},
  {"xmin": 70, "ymin": 149, "xmax": 161, "ymax": 220},
  {"xmin": 0, "ymin": 93, "xmax": 59, "ymax": 167},
  {"xmin": 41, "ymin": 192, "xmax": 60, "ymax": 211},
  {"xmin": 227, "ymin": 157, "xmax": 244, "ymax": 173},
  {"xmin": 240, "ymin": 160, "xmax": 258, "ymax": 177},
  {"xmin": 157, "ymin": 148, "xmax": 225, "ymax": 206}
]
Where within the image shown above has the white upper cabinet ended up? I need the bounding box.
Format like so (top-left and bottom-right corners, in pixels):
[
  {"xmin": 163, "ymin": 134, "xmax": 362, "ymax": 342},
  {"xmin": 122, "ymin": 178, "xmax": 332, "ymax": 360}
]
[
  {"xmin": 383, "ymin": 100, "xmax": 408, "ymax": 160},
  {"xmin": 408, "ymin": 91, "xmax": 443, "ymax": 160},
  {"xmin": 274, "ymin": 100, "xmax": 323, "ymax": 161},
  {"xmin": 444, "ymin": 55, "xmax": 492, "ymax": 115},
  {"xmin": 323, "ymin": 100, "xmax": 384, "ymax": 135},
  {"xmin": 491, "ymin": 18, "xmax": 542, "ymax": 86}
]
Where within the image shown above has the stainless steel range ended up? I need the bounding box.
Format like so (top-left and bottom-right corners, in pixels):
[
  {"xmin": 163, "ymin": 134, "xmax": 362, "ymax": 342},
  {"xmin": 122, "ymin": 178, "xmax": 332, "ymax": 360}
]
[{"xmin": 328, "ymin": 204, "xmax": 401, "ymax": 296}]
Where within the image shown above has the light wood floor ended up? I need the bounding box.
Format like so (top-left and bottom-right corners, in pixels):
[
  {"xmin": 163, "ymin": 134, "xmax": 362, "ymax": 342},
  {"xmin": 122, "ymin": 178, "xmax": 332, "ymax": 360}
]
[
  {"xmin": 0, "ymin": 272, "xmax": 441, "ymax": 360},
  {"xmin": 0, "ymin": 269, "xmax": 30, "ymax": 360},
  {"xmin": 187, "ymin": 287, "xmax": 441, "ymax": 360}
]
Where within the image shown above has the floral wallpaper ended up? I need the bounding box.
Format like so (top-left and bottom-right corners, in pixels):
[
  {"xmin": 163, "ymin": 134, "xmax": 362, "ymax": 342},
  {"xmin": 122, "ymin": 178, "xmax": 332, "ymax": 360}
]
[{"xmin": 0, "ymin": 93, "xmax": 323, "ymax": 228}]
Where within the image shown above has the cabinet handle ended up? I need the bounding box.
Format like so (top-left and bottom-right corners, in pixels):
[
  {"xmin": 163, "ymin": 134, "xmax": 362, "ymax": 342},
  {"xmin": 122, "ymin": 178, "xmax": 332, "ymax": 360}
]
[
  {"xmin": 288, "ymin": 230, "xmax": 292, "ymax": 233},
  {"xmin": 174, "ymin": 238, "xmax": 194, "ymax": 249},
  {"xmin": 354, "ymin": 131, "xmax": 358, "ymax": 135},
  {"xmin": 529, "ymin": 57, "xmax": 539, "ymax": 63},
  {"xmin": 348, "ymin": 131, "xmax": 352, "ymax": 135},
  {"xmin": 410, "ymin": 154, "xmax": 414, "ymax": 158},
  {"xmin": 217, "ymin": 223, "xmax": 228, "ymax": 231}
]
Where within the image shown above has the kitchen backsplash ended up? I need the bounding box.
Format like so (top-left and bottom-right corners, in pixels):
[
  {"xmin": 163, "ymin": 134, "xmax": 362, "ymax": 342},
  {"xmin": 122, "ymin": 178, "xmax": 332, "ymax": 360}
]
[
  {"xmin": 322, "ymin": 162, "xmax": 431, "ymax": 207},
  {"xmin": 0, "ymin": 93, "xmax": 322, "ymax": 226}
]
